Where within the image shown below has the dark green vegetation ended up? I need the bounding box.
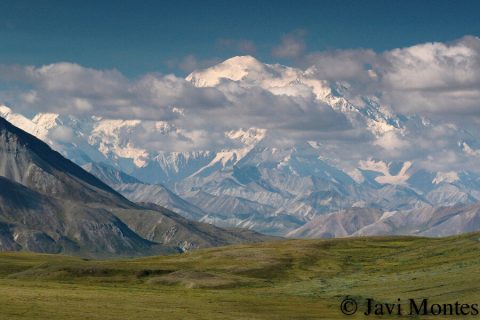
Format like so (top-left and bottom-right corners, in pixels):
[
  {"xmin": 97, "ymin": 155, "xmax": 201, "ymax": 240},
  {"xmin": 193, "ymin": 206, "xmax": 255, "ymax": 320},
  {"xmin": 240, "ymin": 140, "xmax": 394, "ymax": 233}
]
[{"xmin": 0, "ymin": 233, "xmax": 479, "ymax": 319}]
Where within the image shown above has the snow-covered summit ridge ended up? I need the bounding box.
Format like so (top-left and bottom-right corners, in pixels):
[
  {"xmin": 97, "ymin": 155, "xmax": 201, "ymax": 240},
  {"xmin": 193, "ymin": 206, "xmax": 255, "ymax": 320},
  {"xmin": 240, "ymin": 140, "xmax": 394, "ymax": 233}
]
[
  {"xmin": 186, "ymin": 56, "xmax": 265, "ymax": 86},
  {"xmin": 187, "ymin": 55, "xmax": 333, "ymax": 101}
]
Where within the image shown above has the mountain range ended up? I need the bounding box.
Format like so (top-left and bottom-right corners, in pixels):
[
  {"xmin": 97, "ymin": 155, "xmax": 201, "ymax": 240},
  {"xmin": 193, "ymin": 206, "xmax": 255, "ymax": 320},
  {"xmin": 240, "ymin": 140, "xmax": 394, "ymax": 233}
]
[
  {"xmin": 2, "ymin": 55, "xmax": 480, "ymax": 238},
  {"xmin": 0, "ymin": 115, "xmax": 273, "ymax": 257}
]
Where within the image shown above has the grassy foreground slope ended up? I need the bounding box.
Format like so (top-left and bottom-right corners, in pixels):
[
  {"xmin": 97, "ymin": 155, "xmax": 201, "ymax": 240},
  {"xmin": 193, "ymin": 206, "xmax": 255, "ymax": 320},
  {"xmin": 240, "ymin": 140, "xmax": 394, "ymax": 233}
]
[{"xmin": 0, "ymin": 233, "xmax": 479, "ymax": 319}]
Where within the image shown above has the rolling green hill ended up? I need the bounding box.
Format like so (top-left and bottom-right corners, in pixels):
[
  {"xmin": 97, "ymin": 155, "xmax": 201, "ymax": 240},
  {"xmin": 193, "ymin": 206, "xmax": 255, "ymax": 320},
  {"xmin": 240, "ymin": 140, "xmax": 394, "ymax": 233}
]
[{"xmin": 0, "ymin": 233, "xmax": 479, "ymax": 319}]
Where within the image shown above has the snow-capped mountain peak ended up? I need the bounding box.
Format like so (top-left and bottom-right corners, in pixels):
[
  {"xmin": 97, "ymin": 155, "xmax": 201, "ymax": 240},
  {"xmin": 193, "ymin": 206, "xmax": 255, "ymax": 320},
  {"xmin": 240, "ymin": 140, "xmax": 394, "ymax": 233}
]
[
  {"xmin": 32, "ymin": 113, "xmax": 61, "ymax": 129},
  {"xmin": 0, "ymin": 105, "xmax": 50, "ymax": 140},
  {"xmin": 186, "ymin": 55, "xmax": 265, "ymax": 87},
  {"xmin": 226, "ymin": 127, "xmax": 267, "ymax": 146},
  {"xmin": 433, "ymin": 171, "xmax": 460, "ymax": 184}
]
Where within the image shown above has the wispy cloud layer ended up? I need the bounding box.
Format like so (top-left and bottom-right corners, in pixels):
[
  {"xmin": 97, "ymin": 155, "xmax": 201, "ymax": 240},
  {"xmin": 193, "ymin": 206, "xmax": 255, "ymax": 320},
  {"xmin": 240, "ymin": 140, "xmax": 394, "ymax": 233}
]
[
  {"xmin": 1, "ymin": 36, "xmax": 480, "ymax": 170},
  {"xmin": 272, "ymin": 30, "xmax": 307, "ymax": 59},
  {"xmin": 305, "ymin": 36, "xmax": 480, "ymax": 118}
]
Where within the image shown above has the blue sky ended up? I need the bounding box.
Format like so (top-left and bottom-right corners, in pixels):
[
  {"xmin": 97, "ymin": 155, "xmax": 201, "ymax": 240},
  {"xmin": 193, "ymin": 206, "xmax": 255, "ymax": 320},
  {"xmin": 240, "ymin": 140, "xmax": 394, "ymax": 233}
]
[
  {"xmin": 1, "ymin": 0, "xmax": 479, "ymax": 75},
  {"xmin": 0, "ymin": 1, "xmax": 480, "ymax": 170}
]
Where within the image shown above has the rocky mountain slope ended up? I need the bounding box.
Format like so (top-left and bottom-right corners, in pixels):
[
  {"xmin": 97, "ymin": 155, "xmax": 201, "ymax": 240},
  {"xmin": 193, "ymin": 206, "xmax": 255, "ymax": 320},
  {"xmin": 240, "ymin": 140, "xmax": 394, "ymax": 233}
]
[{"xmin": 82, "ymin": 162, "xmax": 206, "ymax": 220}]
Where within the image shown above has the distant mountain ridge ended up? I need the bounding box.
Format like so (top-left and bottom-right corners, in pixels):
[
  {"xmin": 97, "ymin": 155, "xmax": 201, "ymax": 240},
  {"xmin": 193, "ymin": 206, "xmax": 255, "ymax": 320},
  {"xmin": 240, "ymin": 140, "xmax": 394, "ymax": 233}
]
[{"xmin": 288, "ymin": 203, "xmax": 480, "ymax": 238}]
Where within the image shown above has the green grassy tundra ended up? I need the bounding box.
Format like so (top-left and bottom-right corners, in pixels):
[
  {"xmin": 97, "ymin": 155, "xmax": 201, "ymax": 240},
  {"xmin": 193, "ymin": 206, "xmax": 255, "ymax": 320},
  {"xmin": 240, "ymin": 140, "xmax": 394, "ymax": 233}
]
[{"xmin": 0, "ymin": 233, "xmax": 479, "ymax": 319}]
